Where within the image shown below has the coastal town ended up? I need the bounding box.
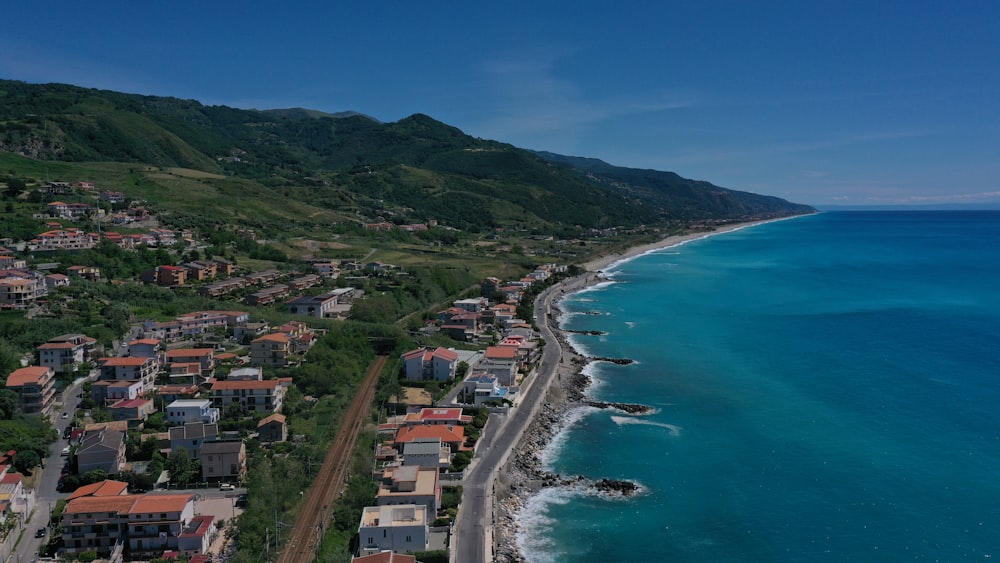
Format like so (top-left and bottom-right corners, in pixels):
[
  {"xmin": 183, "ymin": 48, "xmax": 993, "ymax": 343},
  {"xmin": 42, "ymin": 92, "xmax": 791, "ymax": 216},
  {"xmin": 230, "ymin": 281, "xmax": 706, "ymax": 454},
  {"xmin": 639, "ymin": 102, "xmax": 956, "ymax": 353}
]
[{"xmin": 0, "ymin": 176, "xmax": 697, "ymax": 563}]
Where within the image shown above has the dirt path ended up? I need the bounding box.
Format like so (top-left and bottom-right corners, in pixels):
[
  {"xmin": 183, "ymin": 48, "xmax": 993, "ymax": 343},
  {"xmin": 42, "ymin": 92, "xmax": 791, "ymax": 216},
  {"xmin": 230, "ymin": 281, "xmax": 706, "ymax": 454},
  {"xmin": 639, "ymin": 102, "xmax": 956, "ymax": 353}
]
[{"xmin": 277, "ymin": 355, "xmax": 387, "ymax": 563}]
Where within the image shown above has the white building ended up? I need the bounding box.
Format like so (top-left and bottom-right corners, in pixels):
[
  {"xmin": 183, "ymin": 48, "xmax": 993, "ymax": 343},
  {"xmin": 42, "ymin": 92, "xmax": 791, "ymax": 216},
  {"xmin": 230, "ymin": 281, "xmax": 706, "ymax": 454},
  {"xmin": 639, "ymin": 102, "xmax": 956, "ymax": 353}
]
[
  {"xmin": 166, "ymin": 399, "xmax": 221, "ymax": 425},
  {"xmin": 357, "ymin": 504, "xmax": 427, "ymax": 556}
]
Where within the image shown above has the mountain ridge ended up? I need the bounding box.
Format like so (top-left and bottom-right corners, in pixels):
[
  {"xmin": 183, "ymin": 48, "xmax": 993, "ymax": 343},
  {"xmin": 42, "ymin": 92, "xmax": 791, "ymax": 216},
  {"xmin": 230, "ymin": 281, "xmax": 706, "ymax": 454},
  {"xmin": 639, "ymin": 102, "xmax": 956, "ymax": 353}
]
[{"xmin": 0, "ymin": 79, "xmax": 814, "ymax": 231}]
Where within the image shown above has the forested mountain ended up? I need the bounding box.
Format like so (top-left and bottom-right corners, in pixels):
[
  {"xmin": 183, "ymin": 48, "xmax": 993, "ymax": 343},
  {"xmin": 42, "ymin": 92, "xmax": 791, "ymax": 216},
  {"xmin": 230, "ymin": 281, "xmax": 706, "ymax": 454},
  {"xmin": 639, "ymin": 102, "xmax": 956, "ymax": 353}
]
[{"xmin": 0, "ymin": 79, "xmax": 813, "ymax": 230}]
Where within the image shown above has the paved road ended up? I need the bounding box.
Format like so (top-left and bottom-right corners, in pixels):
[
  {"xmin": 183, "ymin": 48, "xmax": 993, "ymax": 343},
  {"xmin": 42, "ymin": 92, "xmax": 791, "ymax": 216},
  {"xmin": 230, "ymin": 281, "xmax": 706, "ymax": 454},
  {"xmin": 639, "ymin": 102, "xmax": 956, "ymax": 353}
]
[
  {"xmin": 453, "ymin": 284, "xmax": 565, "ymax": 563},
  {"xmin": 11, "ymin": 373, "xmax": 93, "ymax": 563}
]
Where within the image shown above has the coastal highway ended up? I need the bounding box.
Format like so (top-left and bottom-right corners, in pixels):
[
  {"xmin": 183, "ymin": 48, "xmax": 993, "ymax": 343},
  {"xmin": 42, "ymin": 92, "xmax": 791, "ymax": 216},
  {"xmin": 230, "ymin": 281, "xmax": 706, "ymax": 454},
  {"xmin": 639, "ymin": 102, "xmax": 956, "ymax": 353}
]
[{"xmin": 453, "ymin": 280, "xmax": 569, "ymax": 563}]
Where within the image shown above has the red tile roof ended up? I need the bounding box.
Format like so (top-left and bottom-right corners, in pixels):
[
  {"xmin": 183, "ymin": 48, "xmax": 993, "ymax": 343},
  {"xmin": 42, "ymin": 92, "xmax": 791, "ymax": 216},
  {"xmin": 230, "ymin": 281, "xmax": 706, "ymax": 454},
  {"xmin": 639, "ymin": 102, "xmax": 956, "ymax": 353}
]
[
  {"xmin": 6, "ymin": 366, "xmax": 51, "ymax": 386},
  {"xmin": 128, "ymin": 493, "xmax": 195, "ymax": 515}
]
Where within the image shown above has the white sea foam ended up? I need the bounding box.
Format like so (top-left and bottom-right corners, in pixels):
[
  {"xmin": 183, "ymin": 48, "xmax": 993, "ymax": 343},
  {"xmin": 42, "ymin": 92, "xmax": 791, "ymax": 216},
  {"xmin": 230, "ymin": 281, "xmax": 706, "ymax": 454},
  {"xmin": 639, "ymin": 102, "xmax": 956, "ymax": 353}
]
[
  {"xmin": 581, "ymin": 360, "xmax": 606, "ymax": 394},
  {"xmin": 610, "ymin": 415, "xmax": 683, "ymax": 436},
  {"xmin": 515, "ymin": 486, "xmax": 586, "ymax": 563},
  {"xmin": 624, "ymin": 321, "xmax": 636, "ymax": 328},
  {"xmin": 540, "ymin": 405, "xmax": 601, "ymax": 470}
]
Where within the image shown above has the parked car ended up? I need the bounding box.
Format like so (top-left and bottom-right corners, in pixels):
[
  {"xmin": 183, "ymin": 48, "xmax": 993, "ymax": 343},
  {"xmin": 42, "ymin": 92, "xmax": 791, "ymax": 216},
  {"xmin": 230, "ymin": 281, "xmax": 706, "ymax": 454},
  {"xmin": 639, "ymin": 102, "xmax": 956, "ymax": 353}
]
[
  {"xmin": 60, "ymin": 412, "xmax": 69, "ymax": 419},
  {"xmin": 35, "ymin": 527, "xmax": 46, "ymax": 538},
  {"xmin": 235, "ymin": 493, "xmax": 248, "ymax": 507},
  {"xmin": 60, "ymin": 446, "xmax": 70, "ymax": 456},
  {"xmin": 219, "ymin": 483, "xmax": 235, "ymax": 491}
]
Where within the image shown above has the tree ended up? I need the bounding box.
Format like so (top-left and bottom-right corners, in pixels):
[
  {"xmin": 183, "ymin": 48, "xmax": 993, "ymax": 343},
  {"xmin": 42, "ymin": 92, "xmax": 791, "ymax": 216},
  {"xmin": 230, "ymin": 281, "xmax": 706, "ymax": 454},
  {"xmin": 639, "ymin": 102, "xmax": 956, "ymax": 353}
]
[
  {"xmin": 166, "ymin": 448, "xmax": 196, "ymax": 486},
  {"xmin": 14, "ymin": 450, "xmax": 40, "ymax": 474},
  {"xmin": 0, "ymin": 389, "xmax": 19, "ymax": 419}
]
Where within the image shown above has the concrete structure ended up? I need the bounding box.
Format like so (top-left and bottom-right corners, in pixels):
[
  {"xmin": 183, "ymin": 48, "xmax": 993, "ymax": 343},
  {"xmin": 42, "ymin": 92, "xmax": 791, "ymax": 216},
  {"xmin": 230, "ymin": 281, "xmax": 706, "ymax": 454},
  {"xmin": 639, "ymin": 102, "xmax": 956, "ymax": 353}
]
[
  {"xmin": 164, "ymin": 348, "xmax": 215, "ymax": 379},
  {"xmin": 36, "ymin": 333, "xmax": 96, "ymax": 373}
]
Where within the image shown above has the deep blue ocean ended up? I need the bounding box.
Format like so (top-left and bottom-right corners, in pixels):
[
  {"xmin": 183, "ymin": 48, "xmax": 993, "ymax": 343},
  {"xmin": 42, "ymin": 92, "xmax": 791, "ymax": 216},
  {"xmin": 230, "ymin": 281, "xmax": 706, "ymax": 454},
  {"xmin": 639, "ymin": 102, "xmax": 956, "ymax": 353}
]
[{"xmin": 518, "ymin": 211, "xmax": 1000, "ymax": 562}]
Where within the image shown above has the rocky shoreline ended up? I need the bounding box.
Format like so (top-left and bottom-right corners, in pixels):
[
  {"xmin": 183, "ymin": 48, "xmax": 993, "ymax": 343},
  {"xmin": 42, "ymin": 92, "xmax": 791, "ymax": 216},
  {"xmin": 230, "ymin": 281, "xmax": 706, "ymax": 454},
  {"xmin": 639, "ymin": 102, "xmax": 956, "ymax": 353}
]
[
  {"xmin": 493, "ymin": 296, "xmax": 644, "ymax": 563},
  {"xmin": 491, "ymin": 221, "xmax": 774, "ymax": 562}
]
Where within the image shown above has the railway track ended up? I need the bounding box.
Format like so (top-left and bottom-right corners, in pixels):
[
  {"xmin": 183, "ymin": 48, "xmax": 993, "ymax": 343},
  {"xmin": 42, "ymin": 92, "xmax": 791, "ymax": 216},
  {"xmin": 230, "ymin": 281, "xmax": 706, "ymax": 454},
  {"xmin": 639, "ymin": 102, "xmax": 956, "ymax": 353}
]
[{"xmin": 276, "ymin": 355, "xmax": 388, "ymax": 563}]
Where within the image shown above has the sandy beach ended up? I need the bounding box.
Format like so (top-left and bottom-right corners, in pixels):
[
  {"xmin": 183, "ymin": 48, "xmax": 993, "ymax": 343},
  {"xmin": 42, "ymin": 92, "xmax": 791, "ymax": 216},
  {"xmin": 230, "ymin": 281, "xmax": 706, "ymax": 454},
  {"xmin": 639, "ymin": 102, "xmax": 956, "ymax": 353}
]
[{"xmin": 491, "ymin": 219, "xmax": 781, "ymax": 562}]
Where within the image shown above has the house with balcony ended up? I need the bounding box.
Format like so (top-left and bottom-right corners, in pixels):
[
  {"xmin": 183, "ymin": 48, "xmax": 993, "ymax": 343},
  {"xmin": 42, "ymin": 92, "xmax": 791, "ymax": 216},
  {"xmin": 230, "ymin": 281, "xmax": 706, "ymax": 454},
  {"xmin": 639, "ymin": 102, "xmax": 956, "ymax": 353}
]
[
  {"xmin": 250, "ymin": 333, "xmax": 292, "ymax": 367},
  {"xmin": 164, "ymin": 348, "xmax": 215, "ymax": 380},
  {"xmin": 165, "ymin": 399, "xmax": 220, "ymax": 426},
  {"xmin": 210, "ymin": 379, "xmax": 287, "ymax": 413},
  {"xmin": 36, "ymin": 333, "xmax": 96, "ymax": 374},
  {"xmin": 200, "ymin": 440, "xmax": 246, "ymax": 483},
  {"xmin": 284, "ymin": 292, "xmax": 339, "ymax": 318},
  {"xmin": 98, "ymin": 356, "xmax": 158, "ymax": 392},
  {"xmin": 127, "ymin": 494, "xmax": 199, "ymax": 559},
  {"xmin": 5, "ymin": 366, "xmax": 56, "ymax": 417},
  {"xmin": 459, "ymin": 373, "xmax": 509, "ymax": 406},
  {"xmin": 357, "ymin": 504, "xmax": 427, "ymax": 557},
  {"xmin": 393, "ymin": 424, "xmax": 468, "ymax": 454},
  {"xmin": 107, "ymin": 398, "xmax": 156, "ymax": 428},
  {"xmin": 60, "ymin": 494, "xmax": 135, "ymax": 557}
]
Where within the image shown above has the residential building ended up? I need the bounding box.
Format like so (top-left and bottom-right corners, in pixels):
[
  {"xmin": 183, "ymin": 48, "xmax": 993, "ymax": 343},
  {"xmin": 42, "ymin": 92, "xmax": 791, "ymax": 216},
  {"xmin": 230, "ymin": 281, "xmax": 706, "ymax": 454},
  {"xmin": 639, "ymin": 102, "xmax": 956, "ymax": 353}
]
[
  {"xmin": 401, "ymin": 438, "xmax": 451, "ymax": 471},
  {"xmin": 127, "ymin": 338, "xmax": 161, "ymax": 359},
  {"xmin": 60, "ymin": 495, "xmax": 135, "ymax": 557},
  {"xmin": 227, "ymin": 366, "xmax": 262, "ymax": 381},
  {"xmin": 402, "ymin": 408, "xmax": 472, "ymax": 427},
  {"xmin": 98, "ymin": 356, "xmax": 158, "ymax": 390},
  {"xmin": 168, "ymin": 422, "xmax": 218, "ymax": 460},
  {"xmin": 357, "ymin": 504, "xmax": 427, "ymax": 556},
  {"xmin": 164, "ymin": 348, "xmax": 215, "ymax": 379},
  {"xmin": 107, "ymin": 399, "xmax": 156, "ymax": 427},
  {"xmin": 165, "ymin": 399, "xmax": 220, "ymax": 426},
  {"xmin": 284, "ymin": 292, "xmax": 338, "ymax": 318},
  {"xmin": 460, "ymin": 373, "xmax": 508, "ymax": 406},
  {"xmin": 352, "ymin": 551, "xmax": 416, "ymax": 563},
  {"xmin": 376, "ymin": 466, "xmax": 440, "ymax": 516},
  {"xmin": 257, "ymin": 413, "xmax": 287, "ymax": 443},
  {"xmin": 5, "ymin": 366, "xmax": 56, "ymax": 417},
  {"xmin": 393, "ymin": 425, "xmax": 467, "ymax": 454},
  {"xmin": 127, "ymin": 494, "xmax": 198, "ymax": 559},
  {"xmin": 201, "ymin": 441, "xmax": 246, "ymax": 483},
  {"xmin": 36, "ymin": 333, "xmax": 96, "ymax": 373},
  {"xmin": 210, "ymin": 379, "xmax": 286, "ymax": 413},
  {"xmin": 400, "ymin": 347, "xmax": 459, "ymax": 382},
  {"xmin": 77, "ymin": 428, "xmax": 127, "ymax": 475},
  {"xmin": 250, "ymin": 333, "xmax": 291, "ymax": 367}
]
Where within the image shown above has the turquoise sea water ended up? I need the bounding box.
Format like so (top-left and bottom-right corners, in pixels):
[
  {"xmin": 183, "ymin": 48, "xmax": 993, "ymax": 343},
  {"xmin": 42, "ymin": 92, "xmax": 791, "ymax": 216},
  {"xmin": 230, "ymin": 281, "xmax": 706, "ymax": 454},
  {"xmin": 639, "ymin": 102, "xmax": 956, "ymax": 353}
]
[{"xmin": 518, "ymin": 211, "xmax": 1000, "ymax": 562}]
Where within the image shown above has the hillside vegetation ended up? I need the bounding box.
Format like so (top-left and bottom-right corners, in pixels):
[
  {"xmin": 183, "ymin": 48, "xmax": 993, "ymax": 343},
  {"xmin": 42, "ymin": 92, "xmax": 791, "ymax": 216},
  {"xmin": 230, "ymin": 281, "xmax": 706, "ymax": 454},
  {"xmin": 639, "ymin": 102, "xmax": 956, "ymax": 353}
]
[{"xmin": 0, "ymin": 79, "xmax": 813, "ymax": 236}]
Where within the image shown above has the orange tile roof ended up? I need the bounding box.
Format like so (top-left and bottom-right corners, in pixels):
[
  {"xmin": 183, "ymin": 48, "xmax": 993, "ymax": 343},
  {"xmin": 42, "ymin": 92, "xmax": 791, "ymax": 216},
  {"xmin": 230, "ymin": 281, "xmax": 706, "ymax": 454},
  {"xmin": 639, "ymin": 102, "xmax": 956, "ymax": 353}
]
[
  {"xmin": 395, "ymin": 424, "xmax": 465, "ymax": 445},
  {"xmin": 212, "ymin": 380, "xmax": 279, "ymax": 391},
  {"xmin": 257, "ymin": 413, "xmax": 286, "ymax": 427},
  {"xmin": 353, "ymin": 551, "xmax": 417, "ymax": 563},
  {"xmin": 100, "ymin": 357, "xmax": 152, "ymax": 367},
  {"xmin": 485, "ymin": 346, "xmax": 517, "ymax": 360},
  {"xmin": 128, "ymin": 493, "xmax": 195, "ymax": 515},
  {"xmin": 6, "ymin": 366, "xmax": 51, "ymax": 386},
  {"xmin": 253, "ymin": 333, "xmax": 290, "ymax": 343},
  {"xmin": 67, "ymin": 479, "xmax": 130, "ymax": 500},
  {"xmin": 165, "ymin": 348, "xmax": 213, "ymax": 358},
  {"xmin": 64, "ymin": 495, "xmax": 137, "ymax": 515}
]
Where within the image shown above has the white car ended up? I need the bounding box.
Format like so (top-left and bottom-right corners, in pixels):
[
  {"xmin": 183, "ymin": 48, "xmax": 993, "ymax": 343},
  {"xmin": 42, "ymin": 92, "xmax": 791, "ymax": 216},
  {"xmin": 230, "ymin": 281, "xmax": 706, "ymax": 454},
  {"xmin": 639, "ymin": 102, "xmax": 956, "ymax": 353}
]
[
  {"xmin": 219, "ymin": 483, "xmax": 235, "ymax": 491},
  {"xmin": 61, "ymin": 412, "xmax": 69, "ymax": 419},
  {"xmin": 60, "ymin": 446, "xmax": 71, "ymax": 456}
]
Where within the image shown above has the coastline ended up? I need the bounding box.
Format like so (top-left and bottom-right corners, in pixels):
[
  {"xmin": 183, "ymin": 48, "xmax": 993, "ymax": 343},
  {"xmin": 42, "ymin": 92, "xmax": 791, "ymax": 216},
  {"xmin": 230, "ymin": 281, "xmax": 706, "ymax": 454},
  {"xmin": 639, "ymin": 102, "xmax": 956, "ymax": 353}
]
[{"xmin": 492, "ymin": 219, "xmax": 781, "ymax": 562}]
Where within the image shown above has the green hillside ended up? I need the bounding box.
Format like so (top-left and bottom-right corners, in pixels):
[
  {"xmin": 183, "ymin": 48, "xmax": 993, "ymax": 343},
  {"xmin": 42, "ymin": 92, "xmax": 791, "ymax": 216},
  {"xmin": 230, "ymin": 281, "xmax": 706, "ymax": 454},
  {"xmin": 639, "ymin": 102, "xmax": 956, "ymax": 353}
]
[{"xmin": 0, "ymin": 79, "xmax": 814, "ymax": 232}]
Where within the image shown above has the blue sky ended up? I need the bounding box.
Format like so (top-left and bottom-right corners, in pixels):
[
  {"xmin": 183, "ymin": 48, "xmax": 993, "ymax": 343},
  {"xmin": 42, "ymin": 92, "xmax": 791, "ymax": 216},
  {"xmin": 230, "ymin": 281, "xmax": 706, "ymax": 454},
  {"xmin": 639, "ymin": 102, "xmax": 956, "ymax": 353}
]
[{"xmin": 3, "ymin": 1, "xmax": 999, "ymax": 206}]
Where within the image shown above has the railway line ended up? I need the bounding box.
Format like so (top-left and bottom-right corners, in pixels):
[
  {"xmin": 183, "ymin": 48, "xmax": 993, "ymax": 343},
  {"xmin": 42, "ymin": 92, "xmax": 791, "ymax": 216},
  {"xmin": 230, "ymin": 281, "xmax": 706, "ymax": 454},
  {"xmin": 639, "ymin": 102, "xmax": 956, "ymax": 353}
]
[{"xmin": 276, "ymin": 355, "xmax": 388, "ymax": 563}]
